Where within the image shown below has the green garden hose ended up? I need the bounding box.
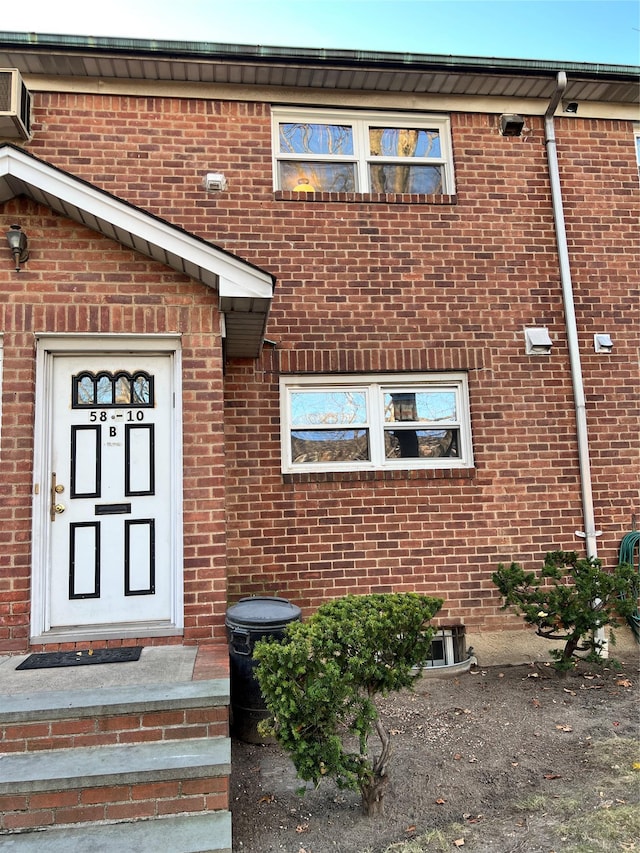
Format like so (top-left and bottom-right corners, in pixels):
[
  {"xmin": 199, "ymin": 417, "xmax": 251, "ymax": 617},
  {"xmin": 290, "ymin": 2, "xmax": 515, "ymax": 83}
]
[{"xmin": 619, "ymin": 530, "xmax": 640, "ymax": 643}]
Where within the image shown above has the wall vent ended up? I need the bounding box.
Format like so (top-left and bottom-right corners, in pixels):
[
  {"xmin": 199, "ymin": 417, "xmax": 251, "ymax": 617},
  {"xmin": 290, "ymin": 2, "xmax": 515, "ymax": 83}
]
[{"xmin": 0, "ymin": 69, "xmax": 32, "ymax": 140}]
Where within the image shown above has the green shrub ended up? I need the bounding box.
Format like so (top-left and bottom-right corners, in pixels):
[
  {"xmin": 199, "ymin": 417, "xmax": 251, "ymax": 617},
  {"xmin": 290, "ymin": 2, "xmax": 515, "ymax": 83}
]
[
  {"xmin": 253, "ymin": 592, "xmax": 443, "ymax": 816},
  {"xmin": 492, "ymin": 550, "xmax": 636, "ymax": 673}
]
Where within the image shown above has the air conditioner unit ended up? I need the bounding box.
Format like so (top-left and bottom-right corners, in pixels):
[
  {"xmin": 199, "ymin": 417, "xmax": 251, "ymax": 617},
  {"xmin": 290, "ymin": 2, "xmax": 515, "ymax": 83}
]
[{"xmin": 0, "ymin": 68, "xmax": 32, "ymax": 140}]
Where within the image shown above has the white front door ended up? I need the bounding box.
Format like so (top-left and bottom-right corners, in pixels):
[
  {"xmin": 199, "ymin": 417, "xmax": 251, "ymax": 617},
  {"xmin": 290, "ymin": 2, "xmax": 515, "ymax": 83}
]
[{"xmin": 31, "ymin": 336, "xmax": 183, "ymax": 642}]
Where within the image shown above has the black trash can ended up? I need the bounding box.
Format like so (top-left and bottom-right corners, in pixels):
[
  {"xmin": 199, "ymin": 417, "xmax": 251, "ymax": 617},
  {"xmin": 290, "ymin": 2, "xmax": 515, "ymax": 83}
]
[{"xmin": 226, "ymin": 596, "xmax": 301, "ymax": 743}]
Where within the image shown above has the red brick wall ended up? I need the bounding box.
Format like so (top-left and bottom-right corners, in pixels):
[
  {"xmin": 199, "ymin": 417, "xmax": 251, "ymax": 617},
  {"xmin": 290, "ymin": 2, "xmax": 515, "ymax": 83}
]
[
  {"xmin": 1, "ymin": 92, "xmax": 637, "ymax": 646},
  {"xmin": 0, "ymin": 198, "xmax": 227, "ymax": 651},
  {"xmin": 222, "ymin": 112, "xmax": 639, "ymax": 628}
]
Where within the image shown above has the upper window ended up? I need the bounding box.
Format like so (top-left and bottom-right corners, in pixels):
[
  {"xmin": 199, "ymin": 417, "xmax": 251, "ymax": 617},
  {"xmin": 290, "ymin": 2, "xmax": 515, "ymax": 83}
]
[
  {"xmin": 280, "ymin": 373, "xmax": 473, "ymax": 473},
  {"xmin": 272, "ymin": 108, "xmax": 454, "ymax": 195}
]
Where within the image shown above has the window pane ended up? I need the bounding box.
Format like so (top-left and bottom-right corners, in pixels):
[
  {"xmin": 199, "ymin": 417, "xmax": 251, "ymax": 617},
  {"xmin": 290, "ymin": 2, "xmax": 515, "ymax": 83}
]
[
  {"xmin": 370, "ymin": 163, "xmax": 443, "ymax": 194},
  {"xmin": 291, "ymin": 429, "xmax": 370, "ymax": 463},
  {"xmin": 279, "ymin": 122, "xmax": 354, "ymax": 155},
  {"xmin": 76, "ymin": 375, "xmax": 95, "ymax": 405},
  {"xmin": 132, "ymin": 374, "xmax": 151, "ymax": 404},
  {"xmin": 384, "ymin": 391, "xmax": 457, "ymax": 424},
  {"xmin": 369, "ymin": 127, "xmax": 441, "ymax": 158},
  {"xmin": 279, "ymin": 161, "xmax": 356, "ymax": 192},
  {"xmin": 291, "ymin": 390, "xmax": 367, "ymax": 426},
  {"xmin": 115, "ymin": 375, "xmax": 131, "ymax": 404},
  {"xmin": 96, "ymin": 375, "xmax": 113, "ymax": 405},
  {"xmin": 385, "ymin": 428, "xmax": 460, "ymax": 459}
]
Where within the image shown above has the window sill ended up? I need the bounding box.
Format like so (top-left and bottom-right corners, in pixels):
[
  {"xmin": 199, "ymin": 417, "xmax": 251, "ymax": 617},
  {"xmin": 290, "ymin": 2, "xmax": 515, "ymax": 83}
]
[
  {"xmin": 283, "ymin": 467, "xmax": 475, "ymax": 484},
  {"xmin": 274, "ymin": 191, "xmax": 457, "ymax": 205}
]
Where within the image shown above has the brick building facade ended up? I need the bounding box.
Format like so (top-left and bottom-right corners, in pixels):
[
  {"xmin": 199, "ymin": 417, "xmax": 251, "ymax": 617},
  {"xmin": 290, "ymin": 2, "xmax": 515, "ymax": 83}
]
[{"xmin": 0, "ymin": 35, "xmax": 638, "ymax": 656}]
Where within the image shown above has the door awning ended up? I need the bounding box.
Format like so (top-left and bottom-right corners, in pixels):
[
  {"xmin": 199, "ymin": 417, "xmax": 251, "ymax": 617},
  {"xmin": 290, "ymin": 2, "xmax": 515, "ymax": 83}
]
[{"xmin": 0, "ymin": 143, "xmax": 274, "ymax": 357}]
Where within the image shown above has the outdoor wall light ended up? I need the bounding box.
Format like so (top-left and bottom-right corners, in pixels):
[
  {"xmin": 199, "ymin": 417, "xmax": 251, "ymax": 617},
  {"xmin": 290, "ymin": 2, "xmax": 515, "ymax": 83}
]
[
  {"xmin": 594, "ymin": 333, "xmax": 613, "ymax": 353},
  {"xmin": 6, "ymin": 224, "xmax": 29, "ymax": 272},
  {"xmin": 203, "ymin": 172, "xmax": 228, "ymax": 192},
  {"xmin": 524, "ymin": 327, "xmax": 553, "ymax": 355},
  {"xmin": 563, "ymin": 101, "xmax": 579, "ymax": 114},
  {"xmin": 499, "ymin": 113, "xmax": 525, "ymax": 136}
]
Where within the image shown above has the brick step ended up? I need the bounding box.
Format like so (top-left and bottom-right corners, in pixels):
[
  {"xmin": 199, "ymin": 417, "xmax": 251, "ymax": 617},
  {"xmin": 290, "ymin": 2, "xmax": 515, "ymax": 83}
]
[
  {"xmin": 0, "ymin": 736, "xmax": 230, "ymax": 832},
  {"xmin": 0, "ymin": 665, "xmax": 233, "ymax": 841},
  {"xmin": 0, "ymin": 679, "xmax": 229, "ymax": 753},
  {"xmin": 0, "ymin": 811, "xmax": 231, "ymax": 852}
]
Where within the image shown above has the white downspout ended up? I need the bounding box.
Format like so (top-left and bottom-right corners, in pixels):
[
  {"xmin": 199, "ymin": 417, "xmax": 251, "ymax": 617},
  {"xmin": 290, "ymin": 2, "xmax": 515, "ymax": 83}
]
[{"xmin": 544, "ymin": 72, "xmax": 606, "ymax": 653}]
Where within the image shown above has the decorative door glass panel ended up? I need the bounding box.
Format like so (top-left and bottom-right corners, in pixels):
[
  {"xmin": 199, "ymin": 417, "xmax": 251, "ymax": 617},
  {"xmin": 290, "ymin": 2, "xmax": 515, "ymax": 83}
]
[{"xmin": 72, "ymin": 371, "xmax": 154, "ymax": 408}]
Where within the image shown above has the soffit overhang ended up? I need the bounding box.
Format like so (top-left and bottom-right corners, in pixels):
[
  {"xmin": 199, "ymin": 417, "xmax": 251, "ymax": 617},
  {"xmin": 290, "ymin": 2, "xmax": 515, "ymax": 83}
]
[
  {"xmin": 0, "ymin": 143, "xmax": 274, "ymax": 358},
  {"xmin": 0, "ymin": 32, "xmax": 638, "ymax": 108}
]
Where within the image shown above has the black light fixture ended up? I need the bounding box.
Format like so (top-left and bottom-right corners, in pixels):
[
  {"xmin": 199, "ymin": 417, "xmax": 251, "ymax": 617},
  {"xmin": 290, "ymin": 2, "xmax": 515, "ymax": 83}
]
[
  {"xmin": 6, "ymin": 224, "xmax": 29, "ymax": 272},
  {"xmin": 563, "ymin": 101, "xmax": 579, "ymax": 114}
]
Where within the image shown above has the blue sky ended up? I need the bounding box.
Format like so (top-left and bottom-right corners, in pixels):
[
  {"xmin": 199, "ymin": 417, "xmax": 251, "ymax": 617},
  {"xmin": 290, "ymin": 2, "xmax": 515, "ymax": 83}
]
[{"xmin": 13, "ymin": 0, "xmax": 640, "ymax": 65}]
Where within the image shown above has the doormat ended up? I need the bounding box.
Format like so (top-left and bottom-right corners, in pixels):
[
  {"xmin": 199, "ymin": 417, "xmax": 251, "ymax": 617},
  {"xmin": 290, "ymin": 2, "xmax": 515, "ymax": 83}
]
[{"xmin": 16, "ymin": 647, "xmax": 143, "ymax": 670}]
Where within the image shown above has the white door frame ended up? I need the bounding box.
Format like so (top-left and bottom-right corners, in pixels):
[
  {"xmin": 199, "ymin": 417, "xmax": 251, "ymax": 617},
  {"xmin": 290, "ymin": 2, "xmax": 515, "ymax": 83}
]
[{"xmin": 31, "ymin": 333, "xmax": 184, "ymax": 643}]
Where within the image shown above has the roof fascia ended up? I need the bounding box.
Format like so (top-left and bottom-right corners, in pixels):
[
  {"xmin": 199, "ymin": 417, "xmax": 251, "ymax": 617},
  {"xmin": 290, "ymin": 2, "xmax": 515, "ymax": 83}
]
[{"xmin": 0, "ymin": 31, "xmax": 637, "ymax": 79}]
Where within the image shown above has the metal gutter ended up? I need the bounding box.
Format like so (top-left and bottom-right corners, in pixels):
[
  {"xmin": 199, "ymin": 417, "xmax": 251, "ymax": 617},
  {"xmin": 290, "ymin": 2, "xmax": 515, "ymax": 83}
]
[{"xmin": 0, "ymin": 31, "xmax": 638, "ymax": 78}]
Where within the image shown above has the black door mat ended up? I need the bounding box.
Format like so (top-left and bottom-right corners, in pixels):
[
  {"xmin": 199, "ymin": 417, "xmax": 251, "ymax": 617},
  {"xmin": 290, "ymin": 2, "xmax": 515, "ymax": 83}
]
[{"xmin": 16, "ymin": 646, "xmax": 143, "ymax": 670}]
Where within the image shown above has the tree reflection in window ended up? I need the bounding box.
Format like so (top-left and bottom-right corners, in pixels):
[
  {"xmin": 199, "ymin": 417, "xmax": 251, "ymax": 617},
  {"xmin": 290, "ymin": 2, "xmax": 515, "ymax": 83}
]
[
  {"xmin": 290, "ymin": 389, "xmax": 369, "ymax": 464},
  {"xmin": 369, "ymin": 127, "xmax": 443, "ymax": 193},
  {"xmin": 73, "ymin": 371, "xmax": 154, "ymax": 408},
  {"xmin": 385, "ymin": 391, "xmax": 459, "ymax": 459}
]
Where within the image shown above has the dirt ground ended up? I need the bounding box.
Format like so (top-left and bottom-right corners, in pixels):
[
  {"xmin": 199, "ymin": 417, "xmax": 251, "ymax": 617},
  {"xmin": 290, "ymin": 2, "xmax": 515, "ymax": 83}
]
[{"xmin": 230, "ymin": 656, "xmax": 640, "ymax": 853}]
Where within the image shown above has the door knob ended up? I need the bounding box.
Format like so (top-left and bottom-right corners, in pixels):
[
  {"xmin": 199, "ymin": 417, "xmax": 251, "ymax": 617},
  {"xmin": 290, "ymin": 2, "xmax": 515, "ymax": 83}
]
[{"xmin": 54, "ymin": 503, "xmax": 66, "ymax": 514}]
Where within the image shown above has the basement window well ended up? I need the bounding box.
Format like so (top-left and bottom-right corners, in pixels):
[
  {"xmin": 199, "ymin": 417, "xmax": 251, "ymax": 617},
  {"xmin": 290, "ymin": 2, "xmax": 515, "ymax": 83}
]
[
  {"xmin": 426, "ymin": 626, "xmax": 465, "ymax": 667},
  {"xmin": 416, "ymin": 625, "xmax": 475, "ymax": 677}
]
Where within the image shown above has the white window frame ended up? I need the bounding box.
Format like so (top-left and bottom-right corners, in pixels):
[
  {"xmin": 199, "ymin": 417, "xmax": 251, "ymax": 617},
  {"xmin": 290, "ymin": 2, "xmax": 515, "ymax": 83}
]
[
  {"xmin": 280, "ymin": 372, "xmax": 473, "ymax": 474},
  {"xmin": 425, "ymin": 629, "xmax": 456, "ymax": 667},
  {"xmin": 272, "ymin": 107, "xmax": 455, "ymax": 194}
]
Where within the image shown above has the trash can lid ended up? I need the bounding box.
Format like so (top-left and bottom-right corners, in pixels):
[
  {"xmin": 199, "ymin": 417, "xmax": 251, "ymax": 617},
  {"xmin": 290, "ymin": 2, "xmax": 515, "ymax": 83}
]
[{"xmin": 225, "ymin": 596, "xmax": 302, "ymax": 629}]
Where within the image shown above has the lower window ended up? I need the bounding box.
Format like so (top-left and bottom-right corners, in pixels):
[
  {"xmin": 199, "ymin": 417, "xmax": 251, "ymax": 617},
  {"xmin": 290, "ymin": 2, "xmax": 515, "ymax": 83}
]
[{"xmin": 280, "ymin": 373, "xmax": 473, "ymax": 473}]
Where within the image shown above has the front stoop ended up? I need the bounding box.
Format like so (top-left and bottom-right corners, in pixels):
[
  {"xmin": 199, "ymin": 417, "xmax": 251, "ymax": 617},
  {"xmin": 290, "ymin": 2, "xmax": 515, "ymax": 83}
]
[{"xmin": 0, "ymin": 677, "xmax": 231, "ymax": 852}]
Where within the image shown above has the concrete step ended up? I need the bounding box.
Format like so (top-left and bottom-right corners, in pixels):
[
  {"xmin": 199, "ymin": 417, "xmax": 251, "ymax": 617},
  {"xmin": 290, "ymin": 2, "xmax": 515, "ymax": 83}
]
[
  {"xmin": 0, "ymin": 678, "xmax": 230, "ymax": 723},
  {"xmin": 0, "ymin": 811, "xmax": 231, "ymax": 852},
  {"xmin": 0, "ymin": 679, "xmax": 230, "ymax": 756},
  {"xmin": 0, "ymin": 736, "xmax": 230, "ymax": 794},
  {"xmin": 0, "ymin": 737, "xmax": 230, "ymax": 834}
]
